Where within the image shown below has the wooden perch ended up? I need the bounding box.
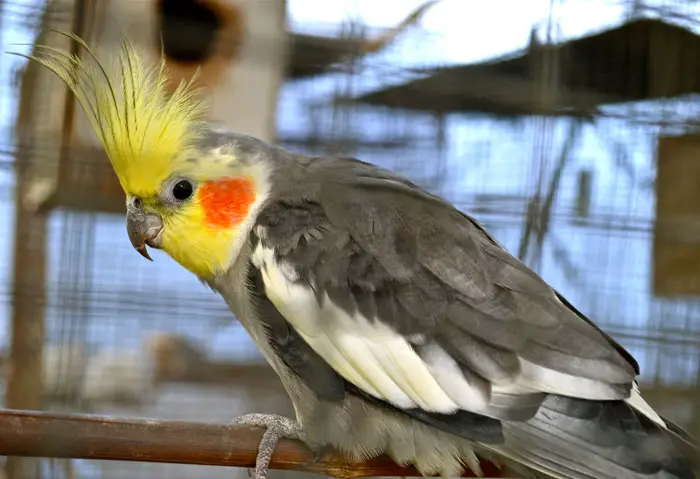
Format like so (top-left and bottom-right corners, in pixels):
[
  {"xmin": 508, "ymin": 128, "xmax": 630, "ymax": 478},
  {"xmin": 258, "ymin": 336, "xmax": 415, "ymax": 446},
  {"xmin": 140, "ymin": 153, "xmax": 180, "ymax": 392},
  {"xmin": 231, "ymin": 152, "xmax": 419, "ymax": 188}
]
[{"xmin": 0, "ymin": 409, "xmax": 505, "ymax": 478}]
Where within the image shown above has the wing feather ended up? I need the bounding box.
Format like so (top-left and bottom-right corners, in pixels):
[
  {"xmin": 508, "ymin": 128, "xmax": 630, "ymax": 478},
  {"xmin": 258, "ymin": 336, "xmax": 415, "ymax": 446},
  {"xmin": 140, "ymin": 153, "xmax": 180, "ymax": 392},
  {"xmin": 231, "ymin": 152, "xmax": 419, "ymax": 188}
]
[
  {"xmin": 251, "ymin": 161, "xmax": 639, "ymax": 415},
  {"xmin": 243, "ymin": 155, "xmax": 696, "ymax": 478}
]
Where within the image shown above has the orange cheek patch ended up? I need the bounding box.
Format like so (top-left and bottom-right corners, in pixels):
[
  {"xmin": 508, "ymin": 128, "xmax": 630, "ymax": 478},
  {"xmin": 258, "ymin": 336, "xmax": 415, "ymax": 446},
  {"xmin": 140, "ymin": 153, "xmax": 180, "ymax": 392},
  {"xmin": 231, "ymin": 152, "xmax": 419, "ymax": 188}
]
[{"xmin": 198, "ymin": 177, "xmax": 256, "ymax": 228}]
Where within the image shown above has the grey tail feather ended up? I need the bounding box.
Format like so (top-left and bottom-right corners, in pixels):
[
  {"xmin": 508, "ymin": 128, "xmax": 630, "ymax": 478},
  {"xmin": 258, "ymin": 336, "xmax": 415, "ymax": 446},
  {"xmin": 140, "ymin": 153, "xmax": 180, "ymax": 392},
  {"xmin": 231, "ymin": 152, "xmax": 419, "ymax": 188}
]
[{"xmin": 491, "ymin": 395, "xmax": 698, "ymax": 479}]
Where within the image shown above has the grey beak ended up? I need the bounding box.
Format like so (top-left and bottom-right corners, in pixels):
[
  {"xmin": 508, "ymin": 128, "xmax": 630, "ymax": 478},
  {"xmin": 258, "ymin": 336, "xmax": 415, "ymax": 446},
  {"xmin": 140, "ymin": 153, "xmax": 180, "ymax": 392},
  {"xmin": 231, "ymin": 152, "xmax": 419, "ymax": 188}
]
[{"xmin": 126, "ymin": 196, "xmax": 163, "ymax": 262}]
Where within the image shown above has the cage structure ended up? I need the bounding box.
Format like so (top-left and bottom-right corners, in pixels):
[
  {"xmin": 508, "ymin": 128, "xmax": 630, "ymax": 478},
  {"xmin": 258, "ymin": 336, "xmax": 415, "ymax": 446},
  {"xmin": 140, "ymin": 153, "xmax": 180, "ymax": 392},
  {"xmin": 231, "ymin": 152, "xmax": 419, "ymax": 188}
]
[
  {"xmin": 5, "ymin": 0, "xmax": 700, "ymax": 478},
  {"xmin": 347, "ymin": 1, "xmax": 700, "ymax": 434},
  {"xmin": 0, "ymin": 0, "xmax": 444, "ymax": 478}
]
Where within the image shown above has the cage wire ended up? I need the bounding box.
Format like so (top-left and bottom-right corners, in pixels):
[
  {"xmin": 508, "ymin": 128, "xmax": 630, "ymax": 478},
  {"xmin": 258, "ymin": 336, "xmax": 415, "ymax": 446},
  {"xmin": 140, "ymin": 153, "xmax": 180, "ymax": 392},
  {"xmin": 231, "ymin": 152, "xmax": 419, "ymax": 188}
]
[{"xmin": 1, "ymin": 0, "xmax": 700, "ymax": 478}]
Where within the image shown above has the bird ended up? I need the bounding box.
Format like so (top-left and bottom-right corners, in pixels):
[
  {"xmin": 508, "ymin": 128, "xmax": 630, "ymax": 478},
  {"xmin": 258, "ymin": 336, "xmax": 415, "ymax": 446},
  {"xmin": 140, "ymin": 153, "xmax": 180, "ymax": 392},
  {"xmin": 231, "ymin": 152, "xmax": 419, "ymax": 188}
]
[{"xmin": 19, "ymin": 31, "xmax": 699, "ymax": 479}]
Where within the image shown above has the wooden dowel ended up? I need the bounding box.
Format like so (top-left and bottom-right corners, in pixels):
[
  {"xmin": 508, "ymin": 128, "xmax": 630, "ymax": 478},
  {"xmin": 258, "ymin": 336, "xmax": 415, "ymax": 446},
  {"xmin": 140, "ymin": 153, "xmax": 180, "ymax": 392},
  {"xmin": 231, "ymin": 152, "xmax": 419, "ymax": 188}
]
[{"xmin": 0, "ymin": 409, "xmax": 504, "ymax": 478}]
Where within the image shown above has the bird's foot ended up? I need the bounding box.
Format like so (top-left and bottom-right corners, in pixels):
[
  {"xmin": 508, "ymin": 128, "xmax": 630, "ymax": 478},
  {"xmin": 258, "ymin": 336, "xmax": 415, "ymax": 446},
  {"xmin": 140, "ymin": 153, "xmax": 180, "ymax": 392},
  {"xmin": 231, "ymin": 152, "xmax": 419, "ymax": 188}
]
[{"xmin": 230, "ymin": 413, "xmax": 320, "ymax": 479}]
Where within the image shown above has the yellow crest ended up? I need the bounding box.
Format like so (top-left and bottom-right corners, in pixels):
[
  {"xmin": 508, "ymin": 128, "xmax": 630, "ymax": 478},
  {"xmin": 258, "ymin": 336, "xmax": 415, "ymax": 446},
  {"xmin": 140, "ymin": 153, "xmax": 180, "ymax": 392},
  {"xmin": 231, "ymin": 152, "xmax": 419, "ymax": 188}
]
[{"xmin": 18, "ymin": 31, "xmax": 208, "ymax": 196}]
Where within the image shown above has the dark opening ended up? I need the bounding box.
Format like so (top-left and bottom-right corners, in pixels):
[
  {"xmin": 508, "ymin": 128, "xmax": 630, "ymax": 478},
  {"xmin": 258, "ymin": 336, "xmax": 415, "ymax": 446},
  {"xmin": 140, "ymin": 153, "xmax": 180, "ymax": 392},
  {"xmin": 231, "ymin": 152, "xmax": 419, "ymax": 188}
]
[{"xmin": 157, "ymin": 0, "xmax": 222, "ymax": 63}]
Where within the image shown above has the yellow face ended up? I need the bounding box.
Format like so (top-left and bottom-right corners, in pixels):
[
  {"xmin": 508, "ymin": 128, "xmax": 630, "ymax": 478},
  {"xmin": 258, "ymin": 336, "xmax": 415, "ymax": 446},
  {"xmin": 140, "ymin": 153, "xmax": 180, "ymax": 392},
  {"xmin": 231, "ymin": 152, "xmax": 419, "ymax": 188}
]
[{"xmin": 123, "ymin": 153, "xmax": 266, "ymax": 280}]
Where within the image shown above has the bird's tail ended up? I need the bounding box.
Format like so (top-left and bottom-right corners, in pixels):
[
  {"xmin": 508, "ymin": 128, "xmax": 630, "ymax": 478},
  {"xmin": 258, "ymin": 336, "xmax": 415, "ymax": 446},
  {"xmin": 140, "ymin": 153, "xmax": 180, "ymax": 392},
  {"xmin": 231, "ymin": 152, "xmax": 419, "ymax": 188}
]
[{"xmin": 488, "ymin": 394, "xmax": 699, "ymax": 479}]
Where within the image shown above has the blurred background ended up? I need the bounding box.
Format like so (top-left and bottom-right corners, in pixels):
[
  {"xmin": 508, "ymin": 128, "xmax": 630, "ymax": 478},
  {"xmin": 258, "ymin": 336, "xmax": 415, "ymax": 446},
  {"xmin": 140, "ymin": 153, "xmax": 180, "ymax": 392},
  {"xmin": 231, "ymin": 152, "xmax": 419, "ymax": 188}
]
[{"xmin": 1, "ymin": 0, "xmax": 700, "ymax": 477}]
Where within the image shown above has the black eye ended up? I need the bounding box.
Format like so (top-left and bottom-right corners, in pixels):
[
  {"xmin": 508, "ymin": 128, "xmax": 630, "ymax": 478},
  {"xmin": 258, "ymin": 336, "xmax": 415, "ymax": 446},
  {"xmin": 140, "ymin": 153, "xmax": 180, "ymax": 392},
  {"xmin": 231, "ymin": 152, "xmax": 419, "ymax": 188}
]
[{"xmin": 172, "ymin": 180, "xmax": 194, "ymax": 201}]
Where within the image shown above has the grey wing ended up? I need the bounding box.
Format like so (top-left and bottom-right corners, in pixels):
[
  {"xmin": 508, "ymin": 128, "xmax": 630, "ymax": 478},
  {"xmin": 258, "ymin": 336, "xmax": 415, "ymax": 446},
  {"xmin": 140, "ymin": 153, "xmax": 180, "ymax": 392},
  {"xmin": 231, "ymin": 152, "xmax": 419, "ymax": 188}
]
[
  {"xmin": 245, "ymin": 264, "xmax": 504, "ymax": 444},
  {"xmin": 258, "ymin": 161, "xmax": 636, "ymax": 402},
  {"xmin": 247, "ymin": 157, "xmax": 695, "ymax": 478}
]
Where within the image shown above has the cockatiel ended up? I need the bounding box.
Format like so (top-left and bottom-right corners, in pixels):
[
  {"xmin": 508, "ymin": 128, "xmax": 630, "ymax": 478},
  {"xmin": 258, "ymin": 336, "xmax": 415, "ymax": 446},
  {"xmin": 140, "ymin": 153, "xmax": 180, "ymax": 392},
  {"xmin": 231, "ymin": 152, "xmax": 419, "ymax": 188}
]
[{"xmin": 22, "ymin": 33, "xmax": 699, "ymax": 479}]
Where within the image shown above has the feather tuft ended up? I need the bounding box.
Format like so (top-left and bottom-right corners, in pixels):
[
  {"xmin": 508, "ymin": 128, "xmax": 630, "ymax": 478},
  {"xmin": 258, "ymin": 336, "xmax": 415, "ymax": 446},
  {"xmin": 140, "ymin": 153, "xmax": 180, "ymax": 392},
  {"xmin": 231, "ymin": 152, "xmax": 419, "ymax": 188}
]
[{"xmin": 14, "ymin": 30, "xmax": 208, "ymax": 195}]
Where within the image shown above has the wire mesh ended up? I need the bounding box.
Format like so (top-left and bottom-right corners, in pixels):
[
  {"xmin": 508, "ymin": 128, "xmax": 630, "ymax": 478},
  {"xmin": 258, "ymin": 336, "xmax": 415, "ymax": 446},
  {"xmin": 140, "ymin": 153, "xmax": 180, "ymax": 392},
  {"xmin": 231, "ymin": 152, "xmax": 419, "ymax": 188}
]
[{"xmin": 2, "ymin": 0, "xmax": 700, "ymax": 477}]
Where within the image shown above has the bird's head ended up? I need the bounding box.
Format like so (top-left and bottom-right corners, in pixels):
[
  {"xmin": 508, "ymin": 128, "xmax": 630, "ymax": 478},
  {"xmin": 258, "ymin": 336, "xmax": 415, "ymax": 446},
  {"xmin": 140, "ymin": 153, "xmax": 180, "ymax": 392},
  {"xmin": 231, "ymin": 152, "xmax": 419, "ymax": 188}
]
[{"xmin": 24, "ymin": 33, "xmax": 270, "ymax": 280}]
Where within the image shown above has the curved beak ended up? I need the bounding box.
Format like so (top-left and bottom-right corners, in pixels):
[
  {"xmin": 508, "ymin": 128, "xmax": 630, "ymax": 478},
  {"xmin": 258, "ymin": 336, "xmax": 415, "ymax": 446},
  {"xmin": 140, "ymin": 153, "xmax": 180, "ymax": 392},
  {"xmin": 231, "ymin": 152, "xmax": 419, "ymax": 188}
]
[{"xmin": 126, "ymin": 198, "xmax": 163, "ymax": 262}]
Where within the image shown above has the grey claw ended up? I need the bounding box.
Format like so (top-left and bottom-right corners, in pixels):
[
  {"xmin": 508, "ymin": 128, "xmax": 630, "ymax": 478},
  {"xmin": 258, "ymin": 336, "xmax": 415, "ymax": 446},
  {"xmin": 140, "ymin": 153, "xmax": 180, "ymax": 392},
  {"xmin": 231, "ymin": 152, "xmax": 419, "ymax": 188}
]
[
  {"xmin": 230, "ymin": 414, "xmax": 306, "ymax": 479},
  {"xmin": 309, "ymin": 444, "xmax": 325, "ymax": 464}
]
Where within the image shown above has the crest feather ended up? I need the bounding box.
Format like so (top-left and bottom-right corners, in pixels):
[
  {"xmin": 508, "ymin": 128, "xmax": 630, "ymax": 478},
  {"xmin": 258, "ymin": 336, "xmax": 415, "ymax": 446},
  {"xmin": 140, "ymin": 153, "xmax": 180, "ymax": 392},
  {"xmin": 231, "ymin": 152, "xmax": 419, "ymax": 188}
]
[{"xmin": 17, "ymin": 31, "xmax": 208, "ymax": 195}]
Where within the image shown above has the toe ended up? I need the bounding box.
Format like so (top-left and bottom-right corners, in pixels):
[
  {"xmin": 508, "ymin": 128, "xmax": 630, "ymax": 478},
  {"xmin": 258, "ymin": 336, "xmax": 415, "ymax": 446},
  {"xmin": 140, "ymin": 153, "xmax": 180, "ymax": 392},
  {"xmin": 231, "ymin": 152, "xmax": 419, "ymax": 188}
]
[{"xmin": 309, "ymin": 444, "xmax": 325, "ymax": 464}]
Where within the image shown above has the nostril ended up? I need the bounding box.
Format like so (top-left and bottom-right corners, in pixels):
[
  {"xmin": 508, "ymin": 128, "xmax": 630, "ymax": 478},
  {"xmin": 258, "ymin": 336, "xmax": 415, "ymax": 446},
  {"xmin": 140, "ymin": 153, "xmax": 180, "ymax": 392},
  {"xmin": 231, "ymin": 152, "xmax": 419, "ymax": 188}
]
[{"xmin": 131, "ymin": 196, "xmax": 143, "ymax": 209}]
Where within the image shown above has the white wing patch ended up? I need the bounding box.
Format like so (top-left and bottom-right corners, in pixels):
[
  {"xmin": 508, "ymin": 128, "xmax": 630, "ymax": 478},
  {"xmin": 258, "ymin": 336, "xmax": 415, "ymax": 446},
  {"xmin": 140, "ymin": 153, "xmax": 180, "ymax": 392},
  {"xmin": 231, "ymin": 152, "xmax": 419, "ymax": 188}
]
[
  {"xmin": 626, "ymin": 382, "xmax": 666, "ymax": 428},
  {"xmin": 516, "ymin": 359, "xmax": 624, "ymax": 400},
  {"xmin": 252, "ymin": 244, "xmax": 638, "ymax": 416},
  {"xmin": 254, "ymin": 244, "xmax": 468, "ymax": 413}
]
